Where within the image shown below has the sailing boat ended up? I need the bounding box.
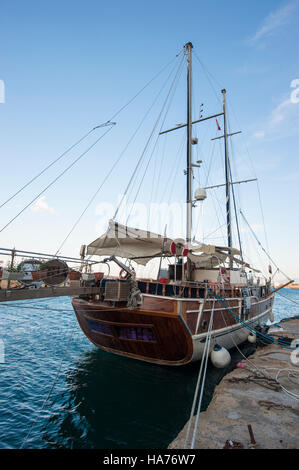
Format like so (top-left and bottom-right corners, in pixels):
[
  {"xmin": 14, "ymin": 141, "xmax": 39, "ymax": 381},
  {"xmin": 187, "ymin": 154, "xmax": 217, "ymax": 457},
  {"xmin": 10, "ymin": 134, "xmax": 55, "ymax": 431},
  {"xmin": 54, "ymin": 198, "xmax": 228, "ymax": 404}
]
[{"xmin": 72, "ymin": 42, "xmax": 275, "ymax": 366}]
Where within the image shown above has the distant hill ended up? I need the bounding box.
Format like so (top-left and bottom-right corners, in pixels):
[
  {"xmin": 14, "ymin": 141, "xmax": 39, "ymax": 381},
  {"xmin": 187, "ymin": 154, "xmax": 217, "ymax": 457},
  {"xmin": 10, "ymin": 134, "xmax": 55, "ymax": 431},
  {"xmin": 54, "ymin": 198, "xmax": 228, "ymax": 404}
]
[{"xmin": 274, "ymin": 280, "xmax": 299, "ymax": 289}]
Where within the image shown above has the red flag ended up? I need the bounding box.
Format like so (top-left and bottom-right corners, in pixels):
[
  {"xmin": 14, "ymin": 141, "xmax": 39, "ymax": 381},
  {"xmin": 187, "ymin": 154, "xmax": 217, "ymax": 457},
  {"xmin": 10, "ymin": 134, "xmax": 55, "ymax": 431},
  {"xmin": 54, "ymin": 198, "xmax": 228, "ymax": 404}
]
[
  {"xmin": 182, "ymin": 244, "xmax": 189, "ymax": 257},
  {"xmin": 216, "ymin": 119, "xmax": 221, "ymax": 131},
  {"xmin": 170, "ymin": 241, "xmax": 177, "ymax": 255},
  {"xmin": 268, "ymin": 265, "xmax": 272, "ymax": 274}
]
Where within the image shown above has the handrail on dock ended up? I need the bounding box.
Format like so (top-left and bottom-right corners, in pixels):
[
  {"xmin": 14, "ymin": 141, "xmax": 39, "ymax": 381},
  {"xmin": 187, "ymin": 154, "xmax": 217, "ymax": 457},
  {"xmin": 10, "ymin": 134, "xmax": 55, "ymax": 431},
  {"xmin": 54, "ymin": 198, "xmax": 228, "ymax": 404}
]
[{"xmin": 0, "ymin": 286, "xmax": 102, "ymax": 303}]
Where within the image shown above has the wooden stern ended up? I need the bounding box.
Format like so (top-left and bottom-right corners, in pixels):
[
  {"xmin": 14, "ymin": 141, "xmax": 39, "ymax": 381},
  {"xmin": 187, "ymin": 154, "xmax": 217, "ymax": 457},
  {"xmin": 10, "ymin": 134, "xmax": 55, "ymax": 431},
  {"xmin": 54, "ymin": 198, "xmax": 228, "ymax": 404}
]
[{"xmin": 72, "ymin": 296, "xmax": 194, "ymax": 366}]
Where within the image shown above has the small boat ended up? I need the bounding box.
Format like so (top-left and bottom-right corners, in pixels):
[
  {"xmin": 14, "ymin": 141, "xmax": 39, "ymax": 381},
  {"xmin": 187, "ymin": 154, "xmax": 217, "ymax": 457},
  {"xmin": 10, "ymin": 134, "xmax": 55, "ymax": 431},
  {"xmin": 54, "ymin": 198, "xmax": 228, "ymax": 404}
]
[{"xmin": 72, "ymin": 42, "xmax": 275, "ymax": 366}]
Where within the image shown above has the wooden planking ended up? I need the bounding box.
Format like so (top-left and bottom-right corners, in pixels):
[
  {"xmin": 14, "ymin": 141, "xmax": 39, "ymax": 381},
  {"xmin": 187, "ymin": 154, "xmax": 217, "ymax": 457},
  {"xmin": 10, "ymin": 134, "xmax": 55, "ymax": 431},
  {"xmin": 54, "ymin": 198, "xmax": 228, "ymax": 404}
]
[
  {"xmin": 180, "ymin": 300, "xmax": 202, "ymax": 334},
  {"xmin": 249, "ymin": 297, "xmax": 272, "ymax": 316},
  {"xmin": 179, "ymin": 297, "xmax": 272, "ymax": 334},
  {"xmin": 180, "ymin": 299, "xmax": 239, "ymax": 334},
  {"xmin": 72, "ymin": 292, "xmax": 273, "ymax": 365},
  {"xmin": 142, "ymin": 295, "xmax": 175, "ymax": 313},
  {"xmin": 73, "ymin": 298, "xmax": 193, "ymax": 365}
]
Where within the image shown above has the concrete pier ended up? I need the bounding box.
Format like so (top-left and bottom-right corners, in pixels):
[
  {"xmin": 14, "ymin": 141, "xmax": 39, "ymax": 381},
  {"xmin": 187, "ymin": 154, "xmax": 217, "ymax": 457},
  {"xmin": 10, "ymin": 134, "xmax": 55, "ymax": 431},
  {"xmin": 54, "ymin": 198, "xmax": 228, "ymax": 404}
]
[{"xmin": 169, "ymin": 317, "xmax": 299, "ymax": 449}]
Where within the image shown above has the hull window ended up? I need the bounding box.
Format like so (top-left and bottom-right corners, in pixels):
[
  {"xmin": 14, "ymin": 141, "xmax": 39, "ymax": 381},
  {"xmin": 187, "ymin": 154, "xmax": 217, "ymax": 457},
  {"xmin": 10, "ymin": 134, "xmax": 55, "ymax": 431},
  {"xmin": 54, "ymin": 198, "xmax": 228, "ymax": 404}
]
[
  {"xmin": 115, "ymin": 326, "xmax": 156, "ymax": 342},
  {"xmin": 88, "ymin": 320, "xmax": 112, "ymax": 336}
]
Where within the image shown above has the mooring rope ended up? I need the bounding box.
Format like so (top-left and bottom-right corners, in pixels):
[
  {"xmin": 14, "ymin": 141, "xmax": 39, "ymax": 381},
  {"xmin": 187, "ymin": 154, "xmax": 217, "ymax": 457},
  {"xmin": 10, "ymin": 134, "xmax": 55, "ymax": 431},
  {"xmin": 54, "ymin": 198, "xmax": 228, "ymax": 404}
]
[
  {"xmin": 276, "ymin": 290, "xmax": 299, "ymax": 306},
  {"xmin": 0, "ymin": 302, "xmax": 74, "ymax": 312},
  {"xmin": 20, "ymin": 320, "xmax": 77, "ymax": 448},
  {"xmin": 214, "ymin": 292, "xmax": 296, "ymax": 350},
  {"xmin": 218, "ymin": 300, "xmax": 299, "ymax": 401},
  {"xmin": 190, "ymin": 300, "xmax": 215, "ymax": 449},
  {"xmin": 184, "ymin": 297, "xmax": 215, "ymax": 449}
]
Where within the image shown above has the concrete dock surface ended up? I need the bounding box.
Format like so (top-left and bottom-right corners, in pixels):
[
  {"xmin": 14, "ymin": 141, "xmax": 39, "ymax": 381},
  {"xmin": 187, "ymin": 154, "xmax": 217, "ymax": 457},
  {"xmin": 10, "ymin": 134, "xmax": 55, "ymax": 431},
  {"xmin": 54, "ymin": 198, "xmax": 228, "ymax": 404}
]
[{"xmin": 169, "ymin": 318, "xmax": 299, "ymax": 449}]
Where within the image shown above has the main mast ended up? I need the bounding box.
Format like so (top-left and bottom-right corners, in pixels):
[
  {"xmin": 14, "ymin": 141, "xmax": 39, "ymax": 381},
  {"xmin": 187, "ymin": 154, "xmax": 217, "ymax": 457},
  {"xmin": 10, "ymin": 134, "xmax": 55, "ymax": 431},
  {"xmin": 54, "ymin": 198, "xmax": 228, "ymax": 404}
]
[
  {"xmin": 222, "ymin": 89, "xmax": 233, "ymax": 258},
  {"xmin": 186, "ymin": 42, "xmax": 193, "ymax": 280},
  {"xmin": 161, "ymin": 44, "xmax": 236, "ymax": 275}
]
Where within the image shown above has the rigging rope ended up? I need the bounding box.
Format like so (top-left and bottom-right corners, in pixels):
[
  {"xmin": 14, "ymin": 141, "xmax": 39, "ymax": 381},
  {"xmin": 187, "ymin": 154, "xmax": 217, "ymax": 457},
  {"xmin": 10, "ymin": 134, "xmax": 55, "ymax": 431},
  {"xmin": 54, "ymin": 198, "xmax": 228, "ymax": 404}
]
[
  {"xmin": 164, "ymin": 134, "xmax": 185, "ymax": 205},
  {"xmin": 0, "ymin": 54, "xmax": 179, "ymax": 213},
  {"xmin": 239, "ymin": 209, "xmax": 292, "ymax": 282},
  {"xmin": 226, "ymin": 101, "xmax": 270, "ymax": 254},
  {"xmin": 193, "ymin": 52, "xmax": 222, "ymax": 105},
  {"xmin": 228, "ymin": 160, "xmax": 244, "ymax": 261},
  {"xmin": 20, "ymin": 319, "xmax": 77, "ymax": 448},
  {"xmin": 80, "ymin": 55, "xmax": 185, "ymax": 265},
  {"xmin": 107, "ymin": 54, "xmax": 181, "ymax": 122},
  {"xmin": 276, "ymin": 290, "xmax": 299, "ymax": 306},
  {"xmin": 125, "ymin": 53, "xmax": 185, "ymax": 226},
  {"xmin": 0, "ymin": 127, "xmax": 98, "ymax": 210},
  {"xmin": 55, "ymin": 60, "xmax": 182, "ymax": 255},
  {"xmin": 214, "ymin": 292, "xmax": 295, "ymax": 349},
  {"xmin": 218, "ymin": 300, "xmax": 299, "ymax": 401},
  {"xmin": 153, "ymin": 72, "xmax": 185, "ymax": 207},
  {"xmin": 0, "ymin": 126, "xmax": 113, "ymax": 234},
  {"xmin": 0, "ymin": 302, "xmax": 74, "ymax": 312},
  {"xmin": 183, "ymin": 59, "xmax": 271, "ymax": 274},
  {"xmin": 113, "ymin": 52, "xmax": 185, "ymax": 222}
]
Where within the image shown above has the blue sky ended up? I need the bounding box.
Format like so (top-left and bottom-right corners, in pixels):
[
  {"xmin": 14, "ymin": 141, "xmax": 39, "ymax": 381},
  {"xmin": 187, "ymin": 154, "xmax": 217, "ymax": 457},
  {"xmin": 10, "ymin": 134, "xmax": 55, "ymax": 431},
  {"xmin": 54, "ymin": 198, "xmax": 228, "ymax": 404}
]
[{"xmin": 0, "ymin": 0, "xmax": 298, "ymax": 281}]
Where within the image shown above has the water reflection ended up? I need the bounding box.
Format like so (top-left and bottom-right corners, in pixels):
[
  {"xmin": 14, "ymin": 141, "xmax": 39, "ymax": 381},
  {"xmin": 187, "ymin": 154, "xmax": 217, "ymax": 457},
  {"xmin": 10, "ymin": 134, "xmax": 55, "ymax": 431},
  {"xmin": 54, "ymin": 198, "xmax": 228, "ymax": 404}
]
[{"xmin": 42, "ymin": 342, "xmax": 255, "ymax": 449}]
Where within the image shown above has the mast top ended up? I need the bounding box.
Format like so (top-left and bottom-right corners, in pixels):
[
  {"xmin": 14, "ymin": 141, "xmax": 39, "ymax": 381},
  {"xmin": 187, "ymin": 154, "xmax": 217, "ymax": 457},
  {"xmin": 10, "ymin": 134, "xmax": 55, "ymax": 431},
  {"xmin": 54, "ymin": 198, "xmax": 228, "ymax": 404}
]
[{"xmin": 184, "ymin": 41, "xmax": 193, "ymax": 49}]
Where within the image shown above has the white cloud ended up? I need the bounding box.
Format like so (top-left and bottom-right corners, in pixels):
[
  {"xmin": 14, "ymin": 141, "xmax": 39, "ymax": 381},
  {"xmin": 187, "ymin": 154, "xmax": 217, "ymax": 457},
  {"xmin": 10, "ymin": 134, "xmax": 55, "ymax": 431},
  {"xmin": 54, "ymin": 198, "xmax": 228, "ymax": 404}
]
[
  {"xmin": 252, "ymin": 92, "xmax": 299, "ymax": 141},
  {"xmin": 31, "ymin": 196, "xmax": 56, "ymax": 214},
  {"xmin": 272, "ymin": 171, "xmax": 299, "ymax": 182},
  {"xmin": 248, "ymin": 1, "xmax": 297, "ymax": 45},
  {"xmin": 253, "ymin": 131, "xmax": 265, "ymax": 139},
  {"xmin": 270, "ymin": 97, "xmax": 293, "ymax": 124},
  {"xmin": 237, "ymin": 63, "xmax": 269, "ymax": 76}
]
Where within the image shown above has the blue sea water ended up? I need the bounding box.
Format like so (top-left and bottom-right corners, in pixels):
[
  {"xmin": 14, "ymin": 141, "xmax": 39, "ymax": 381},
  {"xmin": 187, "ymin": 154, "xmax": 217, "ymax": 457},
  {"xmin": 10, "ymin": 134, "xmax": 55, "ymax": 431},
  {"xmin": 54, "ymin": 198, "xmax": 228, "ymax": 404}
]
[{"xmin": 0, "ymin": 288, "xmax": 298, "ymax": 449}]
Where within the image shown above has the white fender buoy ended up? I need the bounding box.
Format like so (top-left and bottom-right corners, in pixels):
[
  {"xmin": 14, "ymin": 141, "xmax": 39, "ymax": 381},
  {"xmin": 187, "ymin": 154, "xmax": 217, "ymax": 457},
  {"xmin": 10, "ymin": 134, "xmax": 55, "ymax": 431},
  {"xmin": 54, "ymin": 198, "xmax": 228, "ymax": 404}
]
[
  {"xmin": 269, "ymin": 311, "xmax": 274, "ymax": 323},
  {"xmin": 247, "ymin": 332, "xmax": 256, "ymax": 343},
  {"xmin": 210, "ymin": 344, "xmax": 231, "ymax": 368}
]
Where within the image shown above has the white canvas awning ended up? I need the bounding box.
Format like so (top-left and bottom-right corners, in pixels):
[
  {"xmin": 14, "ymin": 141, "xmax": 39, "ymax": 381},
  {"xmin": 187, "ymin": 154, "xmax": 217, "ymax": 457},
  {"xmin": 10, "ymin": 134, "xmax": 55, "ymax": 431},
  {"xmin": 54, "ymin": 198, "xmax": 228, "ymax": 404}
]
[
  {"xmin": 87, "ymin": 220, "xmax": 255, "ymax": 269},
  {"xmin": 191, "ymin": 243, "xmax": 241, "ymax": 256},
  {"xmin": 87, "ymin": 220, "xmax": 173, "ymax": 265}
]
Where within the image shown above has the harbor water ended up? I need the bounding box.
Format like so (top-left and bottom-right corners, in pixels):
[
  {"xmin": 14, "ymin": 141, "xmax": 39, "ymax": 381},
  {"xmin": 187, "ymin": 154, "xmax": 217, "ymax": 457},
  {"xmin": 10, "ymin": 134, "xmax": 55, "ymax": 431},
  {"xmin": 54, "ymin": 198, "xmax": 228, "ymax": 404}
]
[{"xmin": 0, "ymin": 288, "xmax": 297, "ymax": 449}]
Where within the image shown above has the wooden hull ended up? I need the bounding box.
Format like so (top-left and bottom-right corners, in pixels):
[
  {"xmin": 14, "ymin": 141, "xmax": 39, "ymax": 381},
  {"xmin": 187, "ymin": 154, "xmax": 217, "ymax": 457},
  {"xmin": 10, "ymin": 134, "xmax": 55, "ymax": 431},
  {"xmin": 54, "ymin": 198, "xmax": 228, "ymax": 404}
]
[
  {"xmin": 72, "ymin": 292, "xmax": 274, "ymax": 366},
  {"xmin": 73, "ymin": 297, "xmax": 193, "ymax": 365}
]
